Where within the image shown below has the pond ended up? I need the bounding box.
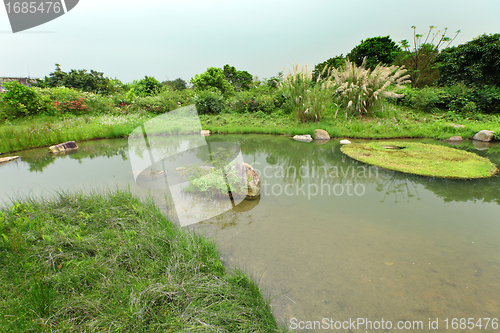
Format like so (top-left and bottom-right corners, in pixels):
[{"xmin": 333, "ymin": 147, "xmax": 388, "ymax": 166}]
[{"xmin": 1, "ymin": 134, "xmax": 500, "ymax": 332}]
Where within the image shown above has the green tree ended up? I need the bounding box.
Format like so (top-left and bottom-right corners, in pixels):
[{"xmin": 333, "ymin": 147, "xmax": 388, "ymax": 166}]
[
  {"xmin": 161, "ymin": 78, "xmax": 188, "ymax": 91},
  {"xmin": 190, "ymin": 67, "xmax": 235, "ymax": 96},
  {"xmin": 133, "ymin": 76, "xmax": 162, "ymax": 97},
  {"xmin": 312, "ymin": 55, "xmax": 346, "ymax": 81},
  {"xmin": 222, "ymin": 65, "xmax": 253, "ymax": 91},
  {"xmin": 398, "ymin": 26, "xmax": 460, "ymax": 88},
  {"xmin": 40, "ymin": 64, "xmax": 113, "ymax": 94},
  {"xmin": 436, "ymin": 33, "xmax": 500, "ymax": 87},
  {"xmin": 347, "ymin": 36, "xmax": 401, "ymax": 69}
]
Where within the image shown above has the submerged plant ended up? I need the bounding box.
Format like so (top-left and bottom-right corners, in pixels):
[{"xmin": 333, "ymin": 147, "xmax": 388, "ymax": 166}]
[
  {"xmin": 278, "ymin": 64, "xmax": 335, "ymax": 122},
  {"xmin": 330, "ymin": 60, "xmax": 410, "ymax": 117}
]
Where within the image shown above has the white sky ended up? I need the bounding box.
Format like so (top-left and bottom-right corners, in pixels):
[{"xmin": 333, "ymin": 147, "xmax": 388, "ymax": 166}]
[{"xmin": 1, "ymin": 0, "xmax": 499, "ymax": 83}]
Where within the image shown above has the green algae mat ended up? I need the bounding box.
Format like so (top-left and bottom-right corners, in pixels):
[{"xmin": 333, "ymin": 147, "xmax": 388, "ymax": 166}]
[{"xmin": 341, "ymin": 141, "xmax": 498, "ymax": 179}]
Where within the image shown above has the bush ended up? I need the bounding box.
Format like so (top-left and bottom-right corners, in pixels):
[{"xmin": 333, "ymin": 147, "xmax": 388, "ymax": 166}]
[
  {"xmin": 132, "ymin": 76, "xmax": 162, "ymax": 97},
  {"xmin": 399, "ymin": 84, "xmax": 500, "ymax": 115},
  {"xmin": 398, "ymin": 86, "xmax": 448, "ymax": 111},
  {"xmin": 229, "ymin": 90, "xmax": 276, "ymax": 114},
  {"xmin": 194, "ymin": 90, "xmax": 225, "ymax": 115},
  {"xmin": 131, "ymin": 90, "xmax": 194, "ymax": 114},
  {"xmin": 331, "ymin": 60, "xmax": 410, "ymax": 116},
  {"xmin": 0, "ymin": 81, "xmax": 49, "ymax": 119}
]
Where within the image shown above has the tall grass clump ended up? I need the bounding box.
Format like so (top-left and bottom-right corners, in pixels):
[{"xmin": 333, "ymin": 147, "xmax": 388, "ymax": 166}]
[
  {"xmin": 330, "ymin": 60, "xmax": 410, "ymax": 117},
  {"xmin": 278, "ymin": 64, "xmax": 335, "ymax": 122},
  {"xmin": 0, "ymin": 190, "xmax": 287, "ymax": 332}
]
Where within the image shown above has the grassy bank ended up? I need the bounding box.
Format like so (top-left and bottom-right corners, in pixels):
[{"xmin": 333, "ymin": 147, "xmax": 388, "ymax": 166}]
[
  {"xmin": 0, "ymin": 190, "xmax": 287, "ymax": 332},
  {"xmin": 200, "ymin": 103, "xmax": 500, "ymax": 140},
  {"xmin": 1, "ymin": 102, "xmax": 499, "ymax": 154},
  {"xmin": 0, "ymin": 113, "xmax": 151, "ymax": 154}
]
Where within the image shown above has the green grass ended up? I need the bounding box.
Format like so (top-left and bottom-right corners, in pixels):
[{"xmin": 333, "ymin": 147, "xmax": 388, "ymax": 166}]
[
  {"xmin": 0, "ymin": 113, "xmax": 151, "ymax": 153},
  {"xmin": 341, "ymin": 141, "xmax": 498, "ymax": 179},
  {"xmin": 0, "ymin": 190, "xmax": 287, "ymax": 332},
  {"xmin": 1, "ymin": 102, "xmax": 499, "ymax": 154}
]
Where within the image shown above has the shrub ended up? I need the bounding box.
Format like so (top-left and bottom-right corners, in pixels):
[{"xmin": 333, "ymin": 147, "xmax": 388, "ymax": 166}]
[
  {"xmin": 278, "ymin": 64, "xmax": 335, "ymax": 122},
  {"xmin": 133, "ymin": 76, "xmax": 162, "ymax": 97},
  {"xmin": 0, "ymin": 81, "xmax": 48, "ymax": 119},
  {"xmin": 330, "ymin": 60, "xmax": 410, "ymax": 116},
  {"xmin": 398, "ymin": 86, "xmax": 448, "ymax": 111},
  {"xmin": 194, "ymin": 89, "xmax": 225, "ymax": 115},
  {"xmin": 229, "ymin": 90, "xmax": 276, "ymax": 114}
]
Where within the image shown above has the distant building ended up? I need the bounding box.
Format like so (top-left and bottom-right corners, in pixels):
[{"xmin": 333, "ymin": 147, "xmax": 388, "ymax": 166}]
[{"xmin": 0, "ymin": 77, "xmax": 38, "ymax": 92}]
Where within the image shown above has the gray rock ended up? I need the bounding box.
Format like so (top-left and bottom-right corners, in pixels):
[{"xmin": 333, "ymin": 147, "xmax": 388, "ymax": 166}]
[
  {"xmin": 472, "ymin": 130, "xmax": 495, "ymax": 142},
  {"xmin": 293, "ymin": 135, "xmax": 313, "ymax": 142},
  {"xmin": 448, "ymin": 136, "xmax": 463, "ymax": 142},
  {"xmin": 227, "ymin": 162, "xmax": 261, "ymax": 198},
  {"xmin": 314, "ymin": 129, "xmax": 330, "ymax": 140}
]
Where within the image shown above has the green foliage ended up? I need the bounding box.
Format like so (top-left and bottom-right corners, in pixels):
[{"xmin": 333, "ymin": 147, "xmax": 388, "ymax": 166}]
[
  {"xmin": 266, "ymin": 71, "xmax": 283, "ymax": 88},
  {"xmin": 0, "ymin": 81, "xmax": 49, "ymax": 119},
  {"xmin": 223, "ymin": 64, "xmax": 253, "ymax": 91},
  {"xmin": 312, "ymin": 55, "xmax": 346, "ymax": 81},
  {"xmin": 400, "ymin": 84, "xmax": 500, "ymax": 115},
  {"xmin": 191, "ymin": 67, "xmax": 235, "ymax": 97},
  {"xmin": 194, "ymin": 89, "xmax": 225, "ymax": 114},
  {"xmin": 398, "ymin": 86, "xmax": 448, "ymax": 111},
  {"xmin": 229, "ymin": 90, "xmax": 277, "ymax": 114},
  {"xmin": 161, "ymin": 77, "xmax": 188, "ymax": 91},
  {"xmin": 347, "ymin": 36, "xmax": 401, "ymax": 70},
  {"xmin": 39, "ymin": 63, "xmax": 114, "ymax": 95},
  {"xmin": 437, "ymin": 33, "xmax": 500, "ymax": 87},
  {"xmin": 278, "ymin": 64, "xmax": 334, "ymax": 122},
  {"xmin": 331, "ymin": 60, "xmax": 410, "ymax": 116},
  {"xmin": 398, "ymin": 26, "xmax": 460, "ymax": 88},
  {"xmin": 132, "ymin": 76, "xmax": 162, "ymax": 97}
]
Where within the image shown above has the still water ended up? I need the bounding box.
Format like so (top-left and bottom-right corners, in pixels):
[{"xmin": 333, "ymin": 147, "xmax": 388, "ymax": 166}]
[{"xmin": 1, "ymin": 135, "xmax": 499, "ymax": 332}]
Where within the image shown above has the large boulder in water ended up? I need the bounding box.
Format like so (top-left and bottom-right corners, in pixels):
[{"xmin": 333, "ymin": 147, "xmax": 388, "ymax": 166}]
[
  {"xmin": 227, "ymin": 162, "xmax": 261, "ymax": 198},
  {"xmin": 472, "ymin": 130, "xmax": 495, "ymax": 142}
]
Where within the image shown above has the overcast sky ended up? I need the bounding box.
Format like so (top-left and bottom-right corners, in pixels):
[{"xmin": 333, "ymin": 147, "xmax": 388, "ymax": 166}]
[{"xmin": 1, "ymin": 0, "xmax": 499, "ymax": 83}]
